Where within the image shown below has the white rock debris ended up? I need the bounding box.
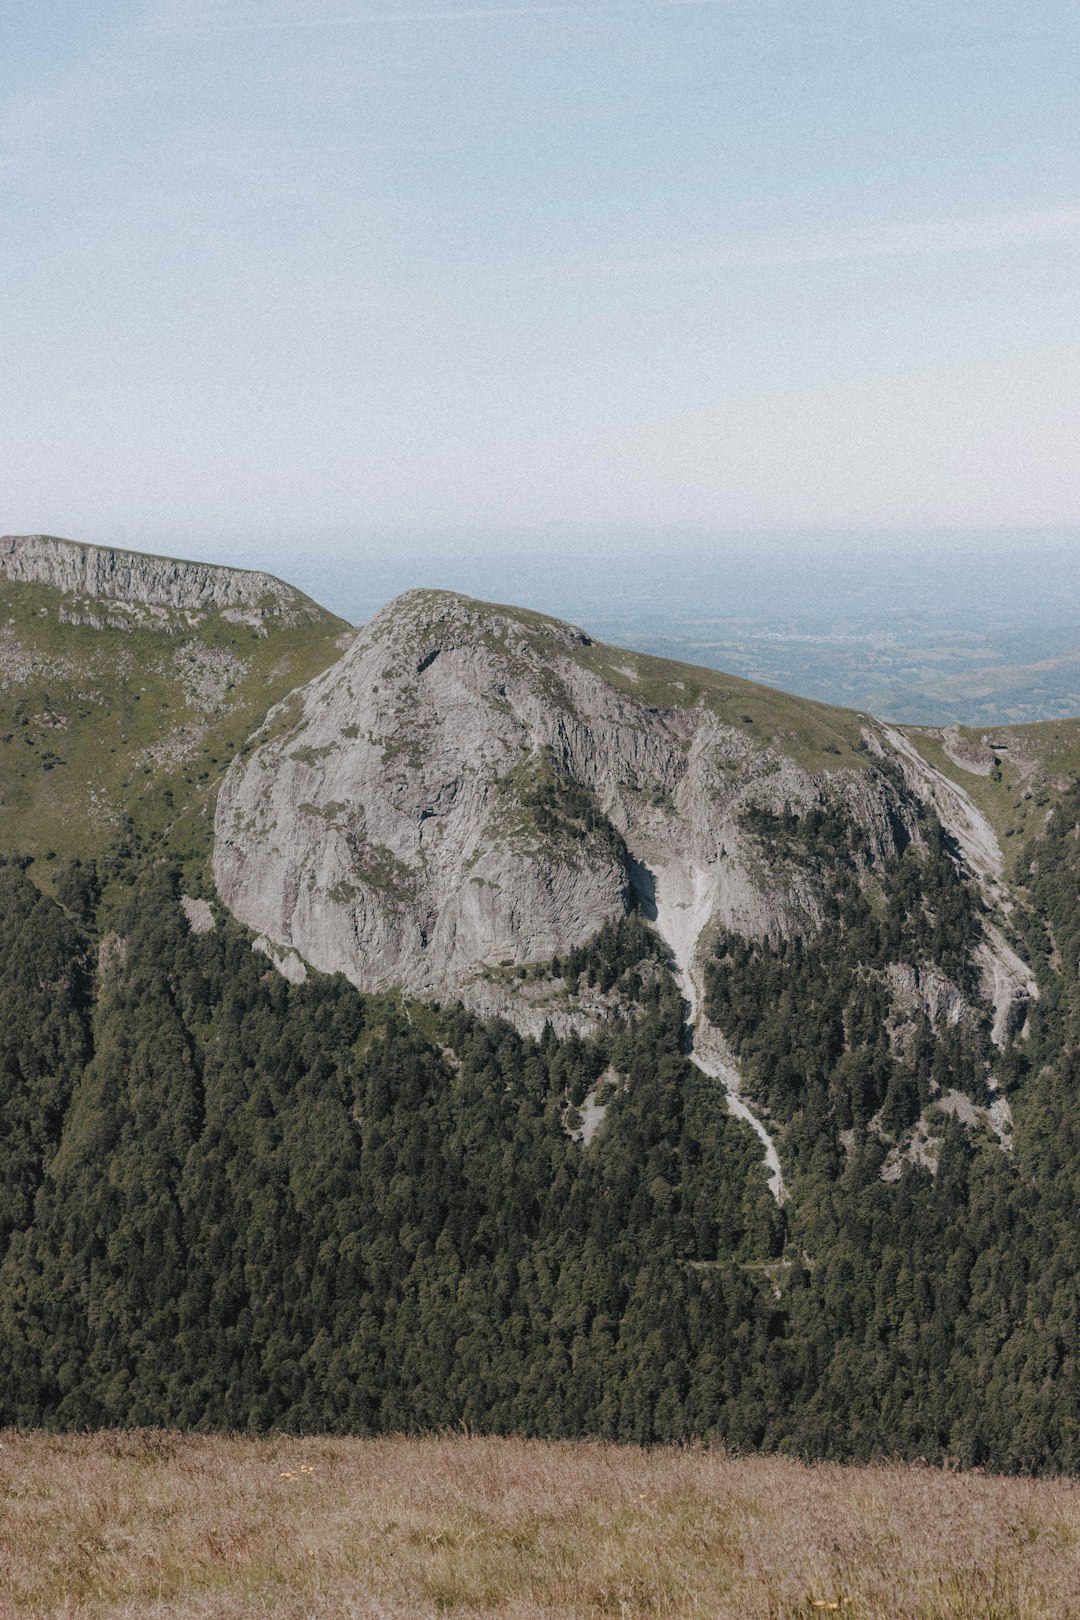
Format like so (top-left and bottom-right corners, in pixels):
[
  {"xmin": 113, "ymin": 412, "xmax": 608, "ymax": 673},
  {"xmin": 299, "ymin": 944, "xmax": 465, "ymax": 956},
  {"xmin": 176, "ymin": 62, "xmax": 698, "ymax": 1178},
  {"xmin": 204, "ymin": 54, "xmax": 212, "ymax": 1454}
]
[
  {"xmin": 252, "ymin": 936, "xmax": 308, "ymax": 984},
  {"xmin": 180, "ymin": 895, "xmax": 215, "ymax": 935}
]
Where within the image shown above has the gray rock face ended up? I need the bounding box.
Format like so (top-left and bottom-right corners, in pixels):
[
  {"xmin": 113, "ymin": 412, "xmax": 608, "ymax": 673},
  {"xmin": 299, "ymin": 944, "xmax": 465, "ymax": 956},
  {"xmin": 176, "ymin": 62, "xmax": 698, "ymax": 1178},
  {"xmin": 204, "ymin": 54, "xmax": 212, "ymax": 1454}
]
[
  {"xmin": 0, "ymin": 535, "xmax": 323, "ymax": 625},
  {"xmin": 873, "ymin": 722, "xmax": 1037, "ymax": 1044},
  {"xmin": 180, "ymin": 895, "xmax": 216, "ymax": 935},
  {"xmin": 213, "ymin": 589, "xmax": 917, "ymax": 1029}
]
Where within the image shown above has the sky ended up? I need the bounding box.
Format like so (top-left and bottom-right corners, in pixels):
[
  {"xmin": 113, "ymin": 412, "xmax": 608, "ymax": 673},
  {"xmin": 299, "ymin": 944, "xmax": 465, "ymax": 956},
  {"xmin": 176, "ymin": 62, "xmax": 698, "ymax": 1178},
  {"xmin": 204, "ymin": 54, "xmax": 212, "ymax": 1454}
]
[{"xmin": 2, "ymin": 0, "xmax": 1078, "ymax": 568}]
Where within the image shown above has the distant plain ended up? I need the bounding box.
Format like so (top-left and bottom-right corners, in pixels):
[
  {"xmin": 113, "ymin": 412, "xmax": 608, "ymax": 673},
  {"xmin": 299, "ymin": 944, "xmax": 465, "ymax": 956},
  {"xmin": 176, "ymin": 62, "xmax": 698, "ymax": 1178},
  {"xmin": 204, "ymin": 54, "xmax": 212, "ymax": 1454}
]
[{"xmin": 293, "ymin": 534, "xmax": 1080, "ymax": 727}]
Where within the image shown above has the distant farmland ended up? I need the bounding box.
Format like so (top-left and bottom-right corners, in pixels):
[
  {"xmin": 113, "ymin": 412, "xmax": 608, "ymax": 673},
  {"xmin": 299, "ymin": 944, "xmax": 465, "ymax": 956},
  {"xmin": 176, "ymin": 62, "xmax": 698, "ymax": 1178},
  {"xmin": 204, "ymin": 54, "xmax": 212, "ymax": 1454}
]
[{"xmin": 2, "ymin": 1431, "xmax": 1079, "ymax": 1618}]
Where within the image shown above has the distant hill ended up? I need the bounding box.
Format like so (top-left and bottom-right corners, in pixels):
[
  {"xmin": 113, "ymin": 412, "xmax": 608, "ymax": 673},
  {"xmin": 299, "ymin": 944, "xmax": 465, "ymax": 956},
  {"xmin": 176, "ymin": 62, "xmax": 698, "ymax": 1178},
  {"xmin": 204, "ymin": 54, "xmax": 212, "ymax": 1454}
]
[{"xmin": 0, "ymin": 534, "xmax": 350, "ymax": 862}]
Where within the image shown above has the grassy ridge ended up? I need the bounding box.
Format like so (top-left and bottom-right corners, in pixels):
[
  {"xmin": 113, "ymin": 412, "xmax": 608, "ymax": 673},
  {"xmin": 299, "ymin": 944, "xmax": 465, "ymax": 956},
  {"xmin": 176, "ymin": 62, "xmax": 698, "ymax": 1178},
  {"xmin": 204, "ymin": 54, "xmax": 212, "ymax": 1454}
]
[
  {"xmin": 0, "ymin": 575, "xmax": 348, "ymax": 865},
  {"xmin": 2, "ymin": 1431, "xmax": 1078, "ymax": 1618},
  {"xmin": 574, "ymin": 635, "xmax": 871, "ymax": 770},
  {"xmin": 903, "ymin": 720, "xmax": 1080, "ymax": 881},
  {"xmin": 2, "ymin": 564, "xmax": 1077, "ymax": 880},
  {"xmin": 428, "ymin": 590, "xmax": 875, "ymax": 769}
]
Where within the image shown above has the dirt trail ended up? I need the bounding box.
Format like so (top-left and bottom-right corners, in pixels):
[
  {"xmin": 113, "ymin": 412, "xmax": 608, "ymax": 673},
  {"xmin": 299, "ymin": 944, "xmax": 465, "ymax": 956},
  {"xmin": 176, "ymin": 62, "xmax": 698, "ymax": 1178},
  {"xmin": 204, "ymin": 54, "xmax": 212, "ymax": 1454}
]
[{"xmin": 651, "ymin": 866, "xmax": 786, "ymax": 1204}]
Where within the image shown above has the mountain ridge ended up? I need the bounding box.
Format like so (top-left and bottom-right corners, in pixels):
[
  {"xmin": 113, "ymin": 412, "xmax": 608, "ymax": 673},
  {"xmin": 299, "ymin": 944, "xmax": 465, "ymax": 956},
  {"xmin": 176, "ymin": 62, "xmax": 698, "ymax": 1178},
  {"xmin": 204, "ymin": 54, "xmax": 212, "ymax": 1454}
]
[
  {"xmin": 214, "ymin": 586, "xmax": 1035, "ymax": 1043},
  {"xmin": 214, "ymin": 588, "xmax": 901, "ymax": 1026},
  {"xmin": 212, "ymin": 583, "xmax": 1045, "ymax": 1199},
  {"xmin": 0, "ymin": 545, "xmax": 1060, "ymax": 1196},
  {"xmin": 0, "ymin": 534, "xmax": 349, "ymax": 862},
  {"xmin": 0, "ymin": 533, "xmax": 330, "ymax": 624}
]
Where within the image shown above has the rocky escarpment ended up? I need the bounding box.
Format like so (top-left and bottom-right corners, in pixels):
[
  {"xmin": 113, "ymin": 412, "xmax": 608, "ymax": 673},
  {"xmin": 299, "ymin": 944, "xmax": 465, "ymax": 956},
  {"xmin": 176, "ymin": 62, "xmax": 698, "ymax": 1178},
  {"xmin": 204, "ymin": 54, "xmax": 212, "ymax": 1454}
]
[
  {"xmin": 214, "ymin": 590, "xmax": 922, "ymax": 1032},
  {"xmin": 874, "ymin": 723, "xmax": 1037, "ymax": 1044},
  {"xmin": 0, "ymin": 535, "xmax": 325, "ymax": 628}
]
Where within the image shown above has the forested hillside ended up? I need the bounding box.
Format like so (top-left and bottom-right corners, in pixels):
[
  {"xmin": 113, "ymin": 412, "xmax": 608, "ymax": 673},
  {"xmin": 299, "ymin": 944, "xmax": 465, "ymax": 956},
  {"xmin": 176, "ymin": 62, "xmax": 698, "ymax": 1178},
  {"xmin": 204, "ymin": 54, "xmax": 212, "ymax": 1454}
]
[
  {"xmin": 0, "ymin": 852, "xmax": 777, "ymax": 1439},
  {"xmin": 2, "ymin": 779, "xmax": 1080, "ymax": 1469}
]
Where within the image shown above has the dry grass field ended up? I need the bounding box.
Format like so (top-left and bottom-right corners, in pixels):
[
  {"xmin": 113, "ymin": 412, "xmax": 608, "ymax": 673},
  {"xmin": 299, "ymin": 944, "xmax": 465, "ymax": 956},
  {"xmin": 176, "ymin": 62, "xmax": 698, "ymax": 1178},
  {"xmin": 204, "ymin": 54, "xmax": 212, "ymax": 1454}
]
[{"xmin": 1, "ymin": 1431, "xmax": 1079, "ymax": 1619}]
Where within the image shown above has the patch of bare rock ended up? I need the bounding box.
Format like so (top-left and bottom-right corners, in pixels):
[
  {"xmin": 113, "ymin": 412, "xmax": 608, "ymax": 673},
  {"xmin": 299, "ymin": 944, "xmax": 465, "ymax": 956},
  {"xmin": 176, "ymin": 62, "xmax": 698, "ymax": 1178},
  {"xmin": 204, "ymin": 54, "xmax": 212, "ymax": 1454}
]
[
  {"xmin": 252, "ymin": 935, "xmax": 308, "ymax": 984},
  {"xmin": 0, "ymin": 533, "xmax": 324, "ymax": 627},
  {"xmin": 180, "ymin": 895, "xmax": 215, "ymax": 935},
  {"xmin": 562, "ymin": 1066, "xmax": 627, "ymax": 1145},
  {"xmin": 940, "ymin": 725, "xmax": 998, "ymax": 776}
]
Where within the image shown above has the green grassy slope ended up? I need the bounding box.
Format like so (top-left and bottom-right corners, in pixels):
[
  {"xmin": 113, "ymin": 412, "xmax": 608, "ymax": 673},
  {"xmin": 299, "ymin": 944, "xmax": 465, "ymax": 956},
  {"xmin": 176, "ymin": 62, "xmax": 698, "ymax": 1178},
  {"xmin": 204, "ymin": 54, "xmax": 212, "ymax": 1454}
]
[
  {"xmin": 434, "ymin": 591, "xmax": 874, "ymax": 771},
  {"xmin": 483, "ymin": 590, "xmax": 1080, "ymax": 890},
  {"xmin": 0, "ymin": 571, "xmax": 349, "ymax": 866},
  {"xmin": 573, "ymin": 637, "xmax": 870, "ymax": 770},
  {"xmin": 489, "ymin": 589, "xmax": 1080, "ymax": 853},
  {"xmin": 903, "ymin": 718, "xmax": 1080, "ymax": 880}
]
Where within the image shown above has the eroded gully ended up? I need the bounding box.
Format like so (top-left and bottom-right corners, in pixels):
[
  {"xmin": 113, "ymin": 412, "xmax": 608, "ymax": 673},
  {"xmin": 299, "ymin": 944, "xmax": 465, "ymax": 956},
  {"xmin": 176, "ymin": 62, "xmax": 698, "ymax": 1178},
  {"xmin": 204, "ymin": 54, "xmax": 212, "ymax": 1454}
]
[{"xmin": 648, "ymin": 867, "xmax": 786, "ymax": 1204}]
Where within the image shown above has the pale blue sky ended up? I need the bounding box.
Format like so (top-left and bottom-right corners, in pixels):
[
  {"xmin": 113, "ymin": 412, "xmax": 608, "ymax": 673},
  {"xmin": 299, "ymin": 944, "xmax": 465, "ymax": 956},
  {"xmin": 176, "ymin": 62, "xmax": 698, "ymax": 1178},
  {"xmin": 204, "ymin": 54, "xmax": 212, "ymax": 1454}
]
[{"xmin": 3, "ymin": 0, "xmax": 1078, "ymax": 564}]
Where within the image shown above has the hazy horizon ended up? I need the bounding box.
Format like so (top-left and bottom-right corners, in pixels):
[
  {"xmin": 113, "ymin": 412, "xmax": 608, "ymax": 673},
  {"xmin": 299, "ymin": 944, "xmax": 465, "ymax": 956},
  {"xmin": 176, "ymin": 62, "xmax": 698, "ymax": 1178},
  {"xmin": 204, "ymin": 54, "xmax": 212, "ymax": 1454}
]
[
  {"xmin": 9, "ymin": 522, "xmax": 1079, "ymax": 725},
  {"xmin": 5, "ymin": 2, "xmax": 1078, "ymax": 542},
  {"xmin": 9, "ymin": 522, "xmax": 1059, "ymax": 727},
  {"xmin": 6, "ymin": 0, "xmax": 1076, "ymax": 723},
  {"xmin": 288, "ymin": 531, "xmax": 1080, "ymax": 727}
]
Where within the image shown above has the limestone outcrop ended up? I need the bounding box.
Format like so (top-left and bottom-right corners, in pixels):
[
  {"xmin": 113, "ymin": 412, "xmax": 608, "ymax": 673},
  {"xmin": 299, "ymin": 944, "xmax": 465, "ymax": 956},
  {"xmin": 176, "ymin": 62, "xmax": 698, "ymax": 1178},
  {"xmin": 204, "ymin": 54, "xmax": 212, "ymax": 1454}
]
[
  {"xmin": 213, "ymin": 589, "xmax": 921, "ymax": 1030},
  {"xmin": 0, "ymin": 534, "xmax": 325, "ymax": 626}
]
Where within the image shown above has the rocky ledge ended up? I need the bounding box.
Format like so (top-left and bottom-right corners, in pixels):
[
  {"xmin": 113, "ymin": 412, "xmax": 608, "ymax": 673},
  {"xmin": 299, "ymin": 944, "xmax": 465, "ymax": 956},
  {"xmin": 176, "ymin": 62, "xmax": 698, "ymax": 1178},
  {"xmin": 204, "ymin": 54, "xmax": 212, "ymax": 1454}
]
[{"xmin": 0, "ymin": 535, "xmax": 325, "ymax": 625}]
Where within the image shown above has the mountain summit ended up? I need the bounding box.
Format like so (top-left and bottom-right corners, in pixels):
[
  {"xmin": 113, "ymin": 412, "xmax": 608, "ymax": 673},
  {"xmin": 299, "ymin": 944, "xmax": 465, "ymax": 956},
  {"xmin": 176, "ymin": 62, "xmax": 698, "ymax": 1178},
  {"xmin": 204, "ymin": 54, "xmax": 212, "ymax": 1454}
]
[{"xmin": 213, "ymin": 588, "xmax": 1030, "ymax": 1040}]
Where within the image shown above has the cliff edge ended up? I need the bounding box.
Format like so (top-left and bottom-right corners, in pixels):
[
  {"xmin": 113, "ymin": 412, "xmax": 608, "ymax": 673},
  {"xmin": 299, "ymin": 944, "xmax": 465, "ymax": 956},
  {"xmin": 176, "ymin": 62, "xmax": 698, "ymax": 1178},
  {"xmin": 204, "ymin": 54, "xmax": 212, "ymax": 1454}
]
[{"xmin": 0, "ymin": 534, "xmax": 328, "ymax": 627}]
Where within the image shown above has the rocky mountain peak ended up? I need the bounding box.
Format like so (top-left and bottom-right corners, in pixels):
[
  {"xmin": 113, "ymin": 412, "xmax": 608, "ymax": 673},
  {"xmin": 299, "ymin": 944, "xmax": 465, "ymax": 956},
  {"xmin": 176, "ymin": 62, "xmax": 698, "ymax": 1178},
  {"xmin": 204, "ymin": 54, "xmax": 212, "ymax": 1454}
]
[
  {"xmin": 361, "ymin": 587, "xmax": 595, "ymax": 671},
  {"xmin": 213, "ymin": 588, "xmax": 921, "ymax": 1032}
]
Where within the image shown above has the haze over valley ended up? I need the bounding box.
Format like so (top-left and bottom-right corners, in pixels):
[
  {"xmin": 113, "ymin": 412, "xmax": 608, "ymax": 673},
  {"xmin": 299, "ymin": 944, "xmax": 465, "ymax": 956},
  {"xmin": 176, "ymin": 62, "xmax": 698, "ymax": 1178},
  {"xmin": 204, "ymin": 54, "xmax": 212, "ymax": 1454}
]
[{"xmin": 291, "ymin": 530, "xmax": 1080, "ymax": 727}]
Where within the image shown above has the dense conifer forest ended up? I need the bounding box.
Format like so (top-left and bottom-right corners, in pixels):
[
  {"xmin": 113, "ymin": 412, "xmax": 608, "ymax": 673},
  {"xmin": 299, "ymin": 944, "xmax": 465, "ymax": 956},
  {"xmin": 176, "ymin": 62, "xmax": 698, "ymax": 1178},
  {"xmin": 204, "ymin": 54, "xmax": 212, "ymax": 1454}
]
[{"xmin": 2, "ymin": 783, "xmax": 1080, "ymax": 1470}]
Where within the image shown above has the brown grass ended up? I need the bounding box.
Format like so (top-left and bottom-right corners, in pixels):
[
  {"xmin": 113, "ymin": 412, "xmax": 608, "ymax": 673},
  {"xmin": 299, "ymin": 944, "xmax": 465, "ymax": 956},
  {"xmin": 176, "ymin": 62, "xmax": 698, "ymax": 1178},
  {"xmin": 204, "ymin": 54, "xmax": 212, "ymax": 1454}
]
[{"xmin": 1, "ymin": 1431, "xmax": 1079, "ymax": 1618}]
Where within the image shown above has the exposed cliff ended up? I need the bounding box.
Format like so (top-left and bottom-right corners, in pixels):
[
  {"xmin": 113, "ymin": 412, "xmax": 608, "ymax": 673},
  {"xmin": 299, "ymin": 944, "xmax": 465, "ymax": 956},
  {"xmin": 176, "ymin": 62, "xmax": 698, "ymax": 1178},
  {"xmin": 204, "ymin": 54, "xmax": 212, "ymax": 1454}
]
[
  {"xmin": 0, "ymin": 535, "xmax": 326, "ymax": 628},
  {"xmin": 214, "ymin": 589, "xmax": 925, "ymax": 1032}
]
